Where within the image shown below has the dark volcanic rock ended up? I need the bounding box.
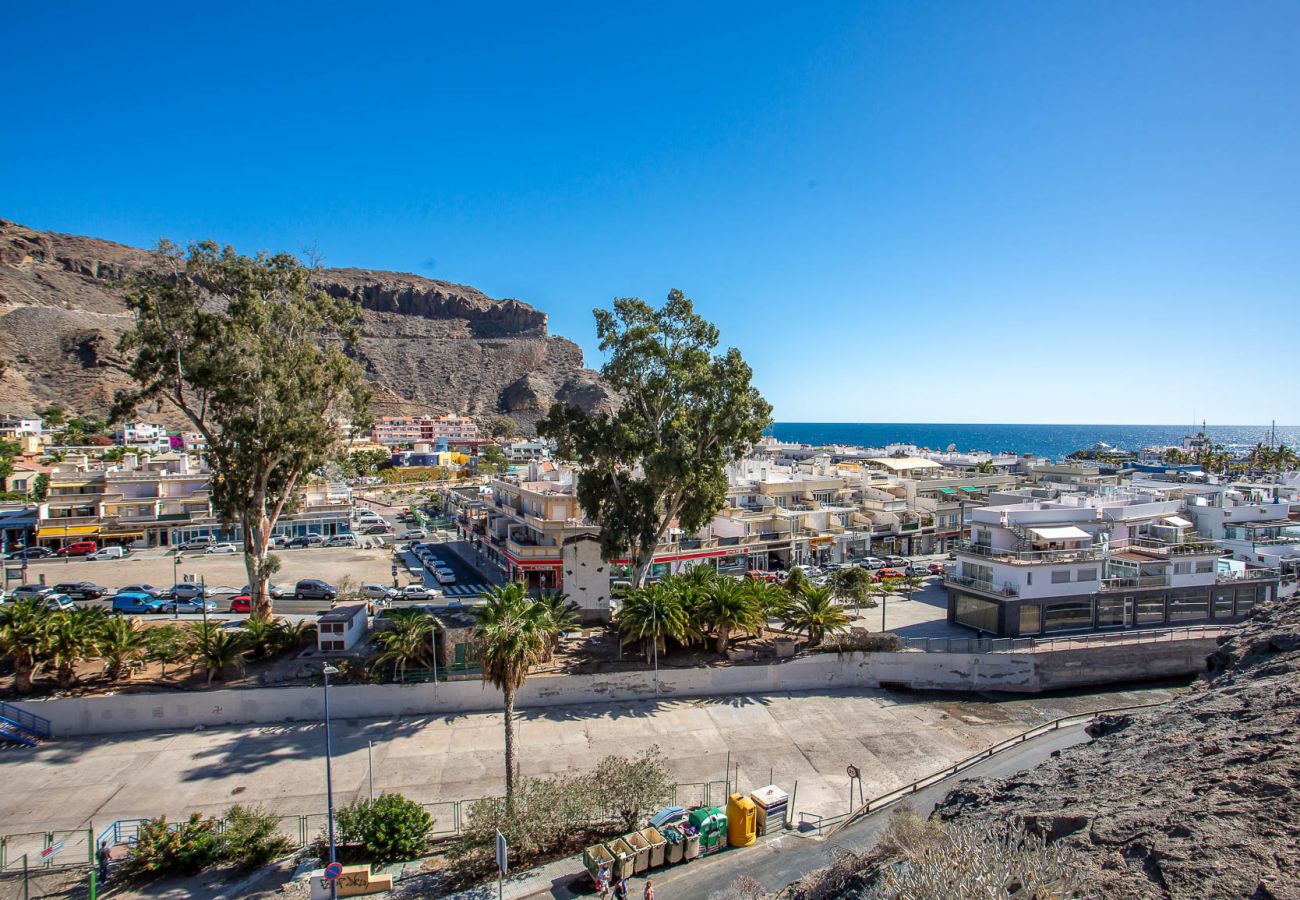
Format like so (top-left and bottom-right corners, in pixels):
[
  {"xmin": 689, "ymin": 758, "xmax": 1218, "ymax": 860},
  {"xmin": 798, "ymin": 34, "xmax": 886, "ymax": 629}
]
[
  {"xmin": 0, "ymin": 218, "xmax": 615, "ymax": 430},
  {"xmin": 931, "ymin": 593, "xmax": 1300, "ymax": 898}
]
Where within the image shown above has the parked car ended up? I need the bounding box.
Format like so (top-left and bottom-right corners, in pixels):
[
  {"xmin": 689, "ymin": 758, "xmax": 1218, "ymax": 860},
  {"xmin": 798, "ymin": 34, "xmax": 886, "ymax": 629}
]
[
  {"xmin": 44, "ymin": 594, "xmax": 79, "ymax": 612},
  {"xmin": 87, "ymin": 546, "xmax": 129, "ymax": 560},
  {"xmin": 364, "ymin": 584, "xmax": 399, "ymax": 602},
  {"xmin": 398, "ymin": 584, "xmax": 437, "ymax": 601},
  {"xmin": 5, "ymin": 546, "xmax": 55, "ymax": 560},
  {"xmin": 746, "ymin": 569, "xmax": 780, "ymax": 583},
  {"xmin": 56, "ymin": 540, "xmax": 98, "ymax": 557},
  {"xmin": 287, "ymin": 535, "xmax": 325, "ymax": 549},
  {"xmin": 229, "ymin": 594, "xmax": 252, "ymax": 614},
  {"xmin": 874, "ymin": 568, "xmax": 905, "ymax": 582},
  {"xmin": 177, "ymin": 536, "xmax": 214, "ymax": 551},
  {"xmin": 168, "ymin": 582, "xmax": 206, "ymax": 601},
  {"xmin": 904, "ymin": 565, "xmax": 930, "ymax": 578},
  {"xmin": 113, "ymin": 591, "xmax": 165, "ymax": 614},
  {"xmin": 118, "ymin": 584, "xmax": 165, "ymax": 598},
  {"xmin": 398, "ymin": 528, "xmax": 426, "ymax": 541},
  {"xmin": 432, "ymin": 568, "xmax": 456, "ymax": 585},
  {"xmin": 52, "ymin": 581, "xmax": 107, "ymax": 601},
  {"xmin": 294, "ymin": 579, "xmax": 337, "ymax": 601},
  {"xmin": 205, "ymin": 542, "xmax": 238, "ymax": 554},
  {"xmin": 884, "ymin": 555, "xmax": 908, "ymax": 568},
  {"xmin": 269, "ymin": 535, "xmax": 291, "ymax": 549},
  {"xmin": 362, "ymin": 523, "xmax": 391, "ymax": 535},
  {"xmin": 11, "ymin": 584, "xmax": 54, "ymax": 601},
  {"xmin": 164, "ymin": 597, "xmax": 218, "ymax": 614},
  {"xmin": 858, "ymin": 557, "xmax": 887, "ymax": 570},
  {"xmin": 928, "ymin": 562, "xmax": 947, "ymax": 576},
  {"xmin": 241, "ymin": 583, "xmax": 286, "ymax": 599},
  {"xmin": 323, "ymin": 534, "xmax": 358, "ymax": 548}
]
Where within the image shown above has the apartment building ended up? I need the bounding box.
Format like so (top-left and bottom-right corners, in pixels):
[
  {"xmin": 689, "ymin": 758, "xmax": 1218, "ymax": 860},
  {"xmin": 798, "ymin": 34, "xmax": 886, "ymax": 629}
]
[
  {"xmin": 945, "ymin": 489, "xmax": 1279, "ymax": 637},
  {"xmin": 0, "ymin": 415, "xmax": 43, "ymax": 439},
  {"xmin": 1182, "ymin": 484, "xmax": 1299, "ymax": 576},
  {"xmin": 117, "ymin": 422, "xmax": 172, "ymax": 453},
  {"xmin": 371, "ymin": 415, "xmax": 479, "ymax": 447}
]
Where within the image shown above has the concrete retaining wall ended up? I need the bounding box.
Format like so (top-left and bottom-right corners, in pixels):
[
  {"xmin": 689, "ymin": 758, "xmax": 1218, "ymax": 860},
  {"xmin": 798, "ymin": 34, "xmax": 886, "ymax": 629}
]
[{"xmin": 13, "ymin": 639, "xmax": 1217, "ymax": 738}]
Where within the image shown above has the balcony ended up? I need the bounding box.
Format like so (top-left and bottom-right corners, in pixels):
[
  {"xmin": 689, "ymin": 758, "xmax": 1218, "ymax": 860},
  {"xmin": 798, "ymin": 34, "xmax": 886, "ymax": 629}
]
[
  {"xmin": 1118, "ymin": 537, "xmax": 1223, "ymax": 557},
  {"xmin": 1100, "ymin": 574, "xmax": 1171, "ymax": 592},
  {"xmin": 506, "ymin": 538, "xmax": 560, "ymax": 559},
  {"xmin": 944, "ymin": 573, "xmax": 1019, "ymax": 597},
  {"xmin": 1217, "ymin": 568, "xmax": 1281, "ymax": 583},
  {"xmin": 954, "ymin": 541, "xmax": 1106, "ymax": 565}
]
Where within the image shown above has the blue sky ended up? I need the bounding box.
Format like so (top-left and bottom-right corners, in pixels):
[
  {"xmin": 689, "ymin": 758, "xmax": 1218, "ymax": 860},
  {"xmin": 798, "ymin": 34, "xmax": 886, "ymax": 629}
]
[{"xmin": 5, "ymin": 2, "xmax": 1298, "ymax": 425}]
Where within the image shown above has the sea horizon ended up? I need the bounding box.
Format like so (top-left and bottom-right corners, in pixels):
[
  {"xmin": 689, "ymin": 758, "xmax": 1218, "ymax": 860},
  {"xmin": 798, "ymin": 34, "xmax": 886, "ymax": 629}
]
[{"xmin": 770, "ymin": 422, "xmax": 1300, "ymax": 462}]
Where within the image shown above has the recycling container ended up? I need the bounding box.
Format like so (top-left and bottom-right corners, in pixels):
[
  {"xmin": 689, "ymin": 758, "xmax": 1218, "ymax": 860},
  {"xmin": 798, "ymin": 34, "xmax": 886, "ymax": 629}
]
[
  {"xmin": 624, "ymin": 830, "xmax": 651, "ymax": 873},
  {"xmin": 726, "ymin": 793, "xmax": 758, "ymax": 848},
  {"xmin": 584, "ymin": 844, "xmax": 615, "ymax": 887},
  {"xmin": 749, "ymin": 784, "xmax": 789, "ymax": 835},
  {"xmin": 683, "ymin": 831, "xmax": 701, "ymax": 860},
  {"xmin": 689, "ymin": 806, "xmax": 728, "ymax": 855},
  {"xmin": 641, "ymin": 826, "xmax": 667, "ymax": 868},
  {"xmin": 606, "ymin": 838, "xmax": 634, "ymax": 879},
  {"xmin": 663, "ymin": 827, "xmax": 685, "ymax": 864}
]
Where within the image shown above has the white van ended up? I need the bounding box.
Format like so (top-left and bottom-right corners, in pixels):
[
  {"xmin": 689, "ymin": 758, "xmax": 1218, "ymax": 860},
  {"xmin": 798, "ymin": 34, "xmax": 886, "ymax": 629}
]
[{"xmin": 324, "ymin": 534, "xmax": 359, "ymax": 548}]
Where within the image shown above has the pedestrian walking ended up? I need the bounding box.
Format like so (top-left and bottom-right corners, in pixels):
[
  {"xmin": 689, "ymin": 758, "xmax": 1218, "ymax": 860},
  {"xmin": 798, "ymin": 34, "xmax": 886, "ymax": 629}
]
[
  {"xmin": 644, "ymin": 878, "xmax": 655, "ymax": 900},
  {"xmin": 96, "ymin": 840, "xmax": 111, "ymax": 884},
  {"xmin": 613, "ymin": 875, "xmax": 628, "ymax": 900}
]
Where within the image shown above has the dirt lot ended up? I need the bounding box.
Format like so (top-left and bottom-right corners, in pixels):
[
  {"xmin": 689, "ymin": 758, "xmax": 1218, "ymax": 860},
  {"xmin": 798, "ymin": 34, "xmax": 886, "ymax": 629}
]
[{"xmin": 15, "ymin": 546, "xmax": 397, "ymax": 594}]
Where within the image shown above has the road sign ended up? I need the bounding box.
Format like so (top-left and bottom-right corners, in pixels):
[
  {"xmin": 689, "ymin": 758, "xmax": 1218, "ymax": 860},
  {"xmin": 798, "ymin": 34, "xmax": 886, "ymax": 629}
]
[
  {"xmin": 41, "ymin": 841, "xmax": 64, "ymax": 860},
  {"xmin": 846, "ymin": 764, "xmax": 860, "ymax": 779},
  {"xmin": 324, "ymin": 861, "xmax": 344, "ymax": 880},
  {"xmin": 495, "ymin": 829, "xmax": 508, "ymax": 875}
]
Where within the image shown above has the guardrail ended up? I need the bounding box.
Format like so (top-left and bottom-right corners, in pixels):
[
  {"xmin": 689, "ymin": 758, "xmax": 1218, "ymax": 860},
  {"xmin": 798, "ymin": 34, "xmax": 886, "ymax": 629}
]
[
  {"xmin": 810, "ymin": 699, "xmax": 1172, "ymax": 838},
  {"xmin": 0, "ymin": 702, "xmax": 51, "ymax": 739},
  {"xmin": 898, "ymin": 624, "xmax": 1236, "ymax": 654}
]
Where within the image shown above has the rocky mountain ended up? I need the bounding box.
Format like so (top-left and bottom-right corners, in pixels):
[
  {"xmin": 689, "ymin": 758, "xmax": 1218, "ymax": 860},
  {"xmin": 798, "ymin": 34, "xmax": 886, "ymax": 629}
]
[
  {"xmin": 929, "ymin": 593, "xmax": 1300, "ymax": 898},
  {"xmin": 0, "ymin": 218, "xmax": 614, "ymax": 431}
]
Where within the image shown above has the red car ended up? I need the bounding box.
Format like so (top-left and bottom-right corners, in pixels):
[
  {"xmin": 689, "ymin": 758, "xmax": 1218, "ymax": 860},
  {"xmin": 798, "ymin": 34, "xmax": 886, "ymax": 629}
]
[
  {"xmin": 873, "ymin": 568, "xmax": 904, "ymax": 582},
  {"xmin": 229, "ymin": 594, "xmax": 252, "ymax": 614},
  {"xmin": 928, "ymin": 562, "xmax": 946, "ymax": 576},
  {"xmin": 56, "ymin": 540, "xmax": 98, "ymax": 557},
  {"xmin": 746, "ymin": 569, "xmax": 781, "ymax": 583}
]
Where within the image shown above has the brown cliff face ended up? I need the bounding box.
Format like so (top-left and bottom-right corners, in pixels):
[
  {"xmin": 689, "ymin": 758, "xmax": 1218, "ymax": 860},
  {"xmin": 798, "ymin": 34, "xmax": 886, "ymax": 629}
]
[{"xmin": 0, "ymin": 218, "xmax": 614, "ymax": 430}]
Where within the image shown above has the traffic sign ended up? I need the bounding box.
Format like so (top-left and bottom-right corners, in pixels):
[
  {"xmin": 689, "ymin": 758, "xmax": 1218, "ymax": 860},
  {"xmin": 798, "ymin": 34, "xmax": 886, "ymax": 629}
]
[
  {"xmin": 324, "ymin": 861, "xmax": 344, "ymax": 880},
  {"xmin": 846, "ymin": 764, "xmax": 860, "ymax": 779},
  {"xmin": 495, "ymin": 829, "xmax": 508, "ymax": 875},
  {"xmin": 41, "ymin": 841, "xmax": 64, "ymax": 860}
]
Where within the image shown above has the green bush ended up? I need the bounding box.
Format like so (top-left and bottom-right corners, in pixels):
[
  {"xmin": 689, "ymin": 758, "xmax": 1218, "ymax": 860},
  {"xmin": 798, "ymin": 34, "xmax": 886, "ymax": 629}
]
[
  {"xmin": 336, "ymin": 793, "xmax": 433, "ymax": 864},
  {"xmin": 220, "ymin": 804, "xmax": 292, "ymax": 867},
  {"xmin": 121, "ymin": 813, "xmax": 222, "ymax": 880}
]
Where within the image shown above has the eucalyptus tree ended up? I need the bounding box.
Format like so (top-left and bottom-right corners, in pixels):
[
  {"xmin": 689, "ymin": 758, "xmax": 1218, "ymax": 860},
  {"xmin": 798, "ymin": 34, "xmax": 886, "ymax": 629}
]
[
  {"xmin": 539, "ymin": 291, "xmax": 771, "ymax": 587},
  {"xmin": 114, "ymin": 241, "xmax": 371, "ymax": 618}
]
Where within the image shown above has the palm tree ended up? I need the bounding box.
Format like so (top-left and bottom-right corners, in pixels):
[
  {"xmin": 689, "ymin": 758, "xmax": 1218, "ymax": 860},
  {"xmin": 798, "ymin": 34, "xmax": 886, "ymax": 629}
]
[
  {"xmin": 896, "ymin": 576, "xmax": 925, "ymax": 603},
  {"xmin": 1163, "ymin": 447, "xmax": 1190, "ymax": 465},
  {"xmin": 0, "ymin": 598, "xmax": 48, "ymax": 694},
  {"xmin": 739, "ymin": 577, "xmax": 789, "ymax": 628},
  {"xmin": 828, "ymin": 567, "xmax": 872, "ymax": 613},
  {"xmin": 617, "ymin": 583, "xmax": 690, "ymax": 662},
  {"xmin": 370, "ymin": 610, "xmax": 435, "ymax": 682},
  {"xmin": 473, "ymin": 582, "xmax": 551, "ymax": 802},
  {"xmin": 781, "ymin": 585, "xmax": 851, "ymax": 646},
  {"xmin": 145, "ymin": 625, "xmax": 190, "ymax": 678},
  {"xmin": 975, "ymin": 459, "xmax": 995, "ymax": 474},
  {"xmin": 782, "ymin": 567, "xmax": 812, "ymax": 599},
  {"xmin": 44, "ymin": 608, "xmax": 99, "ymax": 689},
  {"xmin": 535, "ymin": 591, "xmax": 580, "ymax": 662},
  {"xmin": 187, "ymin": 622, "xmax": 248, "ymax": 686},
  {"xmin": 239, "ymin": 617, "xmax": 284, "ymax": 660},
  {"xmin": 97, "ymin": 616, "xmax": 149, "ymax": 680},
  {"xmin": 1272, "ymin": 444, "xmax": 1298, "ymax": 474},
  {"xmin": 697, "ymin": 577, "xmax": 761, "ymax": 655}
]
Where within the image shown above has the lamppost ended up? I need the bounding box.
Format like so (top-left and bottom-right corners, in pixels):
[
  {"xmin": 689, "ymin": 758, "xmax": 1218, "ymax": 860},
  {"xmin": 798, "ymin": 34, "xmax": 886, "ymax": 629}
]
[
  {"xmin": 323, "ymin": 663, "xmax": 339, "ymax": 900},
  {"xmin": 173, "ymin": 553, "xmax": 181, "ymax": 620}
]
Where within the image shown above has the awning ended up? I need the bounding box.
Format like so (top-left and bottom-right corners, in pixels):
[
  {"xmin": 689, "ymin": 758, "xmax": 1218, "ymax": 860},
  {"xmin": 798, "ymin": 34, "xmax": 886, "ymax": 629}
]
[
  {"xmin": 959, "ymin": 486, "xmax": 982, "ymax": 493},
  {"xmin": 100, "ymin": 530, "xmax": 144, "ymax": 540},
  {"xmin": 1029, "ymin": 525, "xmax": 1091, "ymax": 541},
  {"xmin": 36, "ymin": 524, "xmax": 100, "ymax": 538},
  {"xmin": 1163, "ymin": 516, "xmax": 1193, "ymax": 528},
  {"xmin": 938, "ymin": 487, "xmax": 957, "ymax": 494}
]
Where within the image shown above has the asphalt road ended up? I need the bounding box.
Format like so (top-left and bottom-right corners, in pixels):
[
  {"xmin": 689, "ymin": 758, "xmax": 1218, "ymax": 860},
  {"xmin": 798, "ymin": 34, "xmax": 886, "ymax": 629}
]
[{"xmin": 544, "ymin": 723, "xmax": 1094, "ymax": 900}]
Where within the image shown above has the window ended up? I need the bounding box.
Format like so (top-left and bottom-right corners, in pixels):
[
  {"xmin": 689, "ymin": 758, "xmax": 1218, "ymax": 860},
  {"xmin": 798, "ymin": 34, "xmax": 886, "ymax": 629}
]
[
  {"xmin": 1236, "ymin": 588, "xmax": 1256, "ymax": 616},
  {"xmin": 1168, "ymin": 590, "xmax": 1209, "ymax": 621},
  {"xmin": 1043, "ymin": 599, "xmax": 1093, "ymax": 632},
  {"xmin": 1019, "ymin": 604, "xmax": 1041, "ymax": 635},
  {"xmin": 1077, "ymin": 568, "xmax": 1097, "ymax": 582},
  {"xmin": 1213, "ymin": 590, "xmax": 1234, "ymax": 618},
  {"xmin": 1136, "ymin": 595, "xmax": 1165, "ymax": 624},
  {"xmin": 1096, "ymin": 596, "xmax": 1125, "ymax": 627},
  {"xmin": 1174, "ymin": 562, "xmax": 1191, "ymax": 575},
  {"xmin": 1195, "ymin": 560, "xmax": 1214, "ymax": 574},
  {"xmin": 1051, "ymin": 570, "xmax": 1071, "ymax": 584},
  {"xmin": 954, "ymin": 594, "xmax": 999, "ymax": 633},
  {"xmin": 962, "ymin": 562, "xmax": 992, "ymax": 582}
]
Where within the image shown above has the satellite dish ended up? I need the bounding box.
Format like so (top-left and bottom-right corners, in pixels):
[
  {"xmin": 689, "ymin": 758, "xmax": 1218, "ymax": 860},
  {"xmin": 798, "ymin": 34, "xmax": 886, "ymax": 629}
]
[{"xmin": 946, "ymin": 443, "xmax": 956, "ymax": 452}]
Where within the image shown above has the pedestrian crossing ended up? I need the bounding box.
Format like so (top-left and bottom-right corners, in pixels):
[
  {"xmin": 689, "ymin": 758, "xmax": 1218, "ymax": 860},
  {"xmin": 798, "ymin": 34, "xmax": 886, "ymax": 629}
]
[{"xmin": 438, "ymin": 583, "xmax": 491, "ymax": 599}]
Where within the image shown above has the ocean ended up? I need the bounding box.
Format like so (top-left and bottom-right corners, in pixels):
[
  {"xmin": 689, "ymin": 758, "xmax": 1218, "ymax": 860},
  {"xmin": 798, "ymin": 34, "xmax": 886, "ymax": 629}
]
[{"xmin": 770, "ymin": 423, "xmax": 1300, "ymax": 462}]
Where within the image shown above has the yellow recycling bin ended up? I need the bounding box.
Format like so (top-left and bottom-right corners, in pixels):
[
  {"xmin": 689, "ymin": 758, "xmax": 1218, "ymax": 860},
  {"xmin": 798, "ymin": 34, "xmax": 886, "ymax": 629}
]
[{"xmin": 726, "ymin": 792, "xmax": 757, "ymax": 848}]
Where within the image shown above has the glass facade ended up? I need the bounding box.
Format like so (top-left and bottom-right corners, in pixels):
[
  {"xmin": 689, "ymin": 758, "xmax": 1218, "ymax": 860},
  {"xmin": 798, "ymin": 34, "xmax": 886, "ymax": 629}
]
[
  {"xmin": 1214, "ymin": 589, "xmax": 1234, "ymax": 618},
  {"xmin": 1043, "ymin": 599, "xmax": 1093, "ymax": 632},
  {"xmin": 1019, "ymin": 603, "xmax": 1041, "ymax": 635},
  {"xmin": 1168, "ymin": 589, "xmax": 1209, "ymax": 622},
  {"xmin": 1096, "ymin": 596, "xmax": 1125, "ymax": 627},
  {"xmin": 1136, "ymin": 595, "xmax": 1166, "ymax": 624},
  {"xmin": 954, "ymin": 593, "xmax": 999, "ymax": 633}
]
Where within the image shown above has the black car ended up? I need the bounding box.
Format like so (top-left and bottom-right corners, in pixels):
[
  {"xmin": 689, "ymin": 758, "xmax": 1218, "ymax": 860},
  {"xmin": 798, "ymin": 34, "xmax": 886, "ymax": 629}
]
[
  {"xmin": 287, "ymin": 535, "xmax": 325, "ymax": 549},
  {"xmin": 52, "ymin": 581, "xmax": 108, "ymax": 601},
  {"xmin": 294, "ymin": 579, "xmax": 337, "ymax": 601},
  {"xmin": 118, "ymin": 583, "xmax": 165, "ymax": 598},
  {"xmin": 4, "ymin": 546, "xmax": 55, "ymax": 560}
]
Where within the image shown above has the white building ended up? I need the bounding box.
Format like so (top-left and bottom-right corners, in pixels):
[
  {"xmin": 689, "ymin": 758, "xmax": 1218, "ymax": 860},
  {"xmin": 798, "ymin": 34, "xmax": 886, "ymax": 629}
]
[
  {"xmin": 316, "ymin": 604, "xmax": 368, "ymax": 653},
  {"xmin": 0, "ymin": 416, "xmax": 43, "ymax": 439}
]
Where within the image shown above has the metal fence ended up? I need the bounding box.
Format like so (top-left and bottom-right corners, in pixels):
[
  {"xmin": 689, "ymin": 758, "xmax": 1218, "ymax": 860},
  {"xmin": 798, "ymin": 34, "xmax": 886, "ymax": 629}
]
[{"xmin": 898, "ymin": 623, "xmax": 1237, "ymax": 654}]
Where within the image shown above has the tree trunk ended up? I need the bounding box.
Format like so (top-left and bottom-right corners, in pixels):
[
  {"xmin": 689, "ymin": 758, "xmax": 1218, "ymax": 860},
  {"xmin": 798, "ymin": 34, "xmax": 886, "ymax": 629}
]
[
  {"xmin": 58, "ymin": 662, "xmax": 74, "ymax": 689},
  {"xmin": 715, "ymin": 625, "xmax": 730, "ymax": 655},
  {"xmin": 14, "ymin": 665, "xmax": 32, "ymax": 694},
  {"xmin": 503, "ymin": 684, "xmax": 517, "ymax": 803},
  {"xmin": 632, "ymin": 544, "xmax": 656, "ymax": 589},
  {"xmin": 244, "ymin": 513, "xmax": 274, "ymax": 620}
]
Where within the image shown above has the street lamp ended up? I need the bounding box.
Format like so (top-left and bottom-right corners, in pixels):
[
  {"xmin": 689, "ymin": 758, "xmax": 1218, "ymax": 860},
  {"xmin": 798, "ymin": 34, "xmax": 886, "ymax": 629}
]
[
  {"xmin": 322, "ymin": 663, "xmax": 340, "ymax": 900},
  {"xmin": 173, "ymin": 554, "xmax": 181, "ymax": 620}
]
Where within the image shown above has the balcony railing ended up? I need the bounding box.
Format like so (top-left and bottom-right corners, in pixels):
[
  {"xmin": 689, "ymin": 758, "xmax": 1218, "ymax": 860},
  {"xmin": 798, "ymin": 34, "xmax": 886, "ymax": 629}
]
[
  {"xmin": 954, "ymin": 541, "xmax": 1106, "ymax": 565},
  {"xmin": 1217, "ymin": 568, "xmax": 1281, "ymax": 583},
  {"xmin": 1114, "ymin": 537, "xmax": 1223, "ymax": 556},
  {"xmin": 1100, "ymin": 574, "xmax": 1170, "ymax": 591},
  {"xmin": 943, "ymin": 573, "xmax": 1019, "ymax": 597}
]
